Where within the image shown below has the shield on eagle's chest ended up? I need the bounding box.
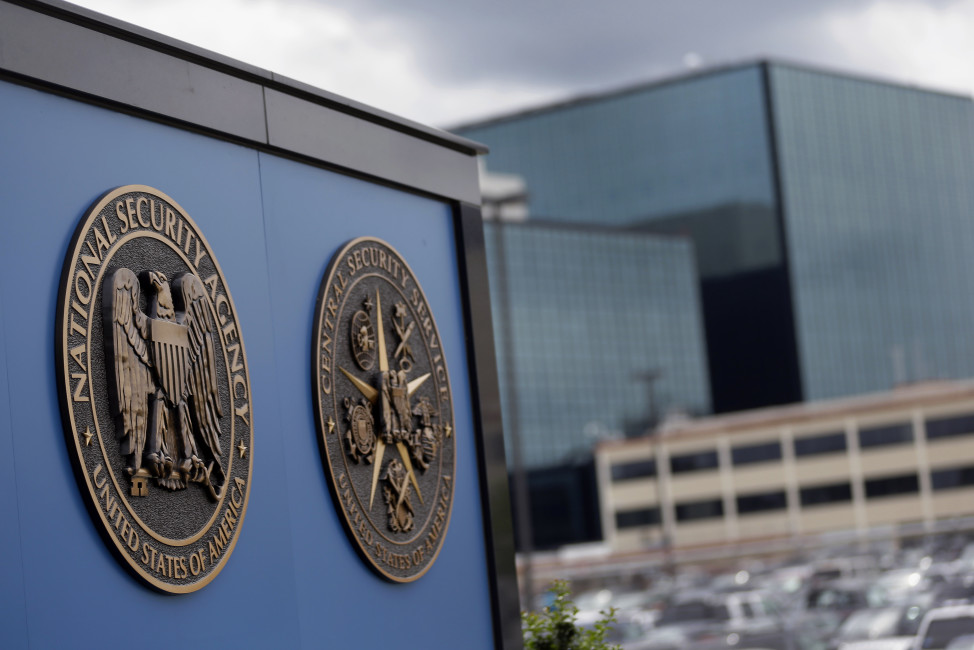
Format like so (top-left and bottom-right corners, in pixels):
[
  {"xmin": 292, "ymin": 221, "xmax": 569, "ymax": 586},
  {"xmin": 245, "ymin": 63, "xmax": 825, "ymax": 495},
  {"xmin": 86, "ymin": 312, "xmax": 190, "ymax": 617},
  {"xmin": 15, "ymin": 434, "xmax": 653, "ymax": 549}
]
[{"xmin": 150, "ymin": 318, "xmax": 191, "ymax": 403}]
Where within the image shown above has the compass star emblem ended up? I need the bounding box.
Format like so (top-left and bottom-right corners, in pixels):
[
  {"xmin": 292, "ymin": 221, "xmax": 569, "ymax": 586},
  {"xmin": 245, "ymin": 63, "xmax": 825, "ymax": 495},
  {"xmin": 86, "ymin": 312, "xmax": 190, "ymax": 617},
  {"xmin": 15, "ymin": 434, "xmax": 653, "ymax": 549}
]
[
  {"xmin": 339, "ymin": 289, "xmax": 429, "ymax": 508},
  {"xmin": 313, "ymin": 237, "xmax": 456, "ymax": 583}
]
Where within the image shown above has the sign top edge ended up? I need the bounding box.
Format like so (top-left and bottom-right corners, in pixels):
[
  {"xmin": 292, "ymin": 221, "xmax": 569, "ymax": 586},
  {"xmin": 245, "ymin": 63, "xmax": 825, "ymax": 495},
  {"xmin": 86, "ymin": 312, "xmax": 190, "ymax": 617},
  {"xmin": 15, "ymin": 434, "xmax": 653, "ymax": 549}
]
[{"xmin": 0, "ymin": 0, "xmax": 488, "ymax": 158}]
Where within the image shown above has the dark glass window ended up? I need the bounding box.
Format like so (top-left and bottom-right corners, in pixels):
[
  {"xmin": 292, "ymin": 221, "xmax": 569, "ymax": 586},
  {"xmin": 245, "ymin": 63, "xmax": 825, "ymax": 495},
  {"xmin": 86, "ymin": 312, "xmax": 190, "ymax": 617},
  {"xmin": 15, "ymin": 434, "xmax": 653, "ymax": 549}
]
[
  {"xmin": 931, "ymin": 466, "xmax": 974, "ymax": 491},
  {"xmin": 676, "ymin": 499, "xmax": 724, "ymax": 522},
  {"xmin": 670, "ymin": 450, "xmax": 719, "ymax": 474},
  {"xmin": 859, "ymin": 423, "xmax": 913, "ymax": 449},
  {"xmin": 736, "ymin": 490, "xmax": 787, "ymax": 515},
  {"xmin": 732, "ymin": 441, "xmax": 782, "ymax": 466},
  {"xmin": 611, "ymin": 459, "xmax": 657, "ymax": 482},
  {"xmin": 926, "ymin": 414, "xmax": 974, "ymax": 440},
  {"xmin": 924, "ymin": 617, "xmax": 974, "ymax": 650},
  {"xmin": 794, "ymin": 432, "xmax": 846, "ymax": 457},
  {"xmin": 864, "ymin": 474, "xmax": 919, "ymax": 499},
  {"xmin": 615, "ymin": 507, "xmax": 661, "ymax": 529},
  {"xmin": 800, "ymin": 482, "xmax": 852, "ymax": 507}
]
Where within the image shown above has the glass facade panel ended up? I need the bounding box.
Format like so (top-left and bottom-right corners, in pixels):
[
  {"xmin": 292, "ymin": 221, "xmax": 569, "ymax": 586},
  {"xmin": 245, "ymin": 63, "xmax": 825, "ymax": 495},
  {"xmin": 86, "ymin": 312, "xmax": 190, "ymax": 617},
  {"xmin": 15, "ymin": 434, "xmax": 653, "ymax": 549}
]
[
  {"xmin": 461, "ymin": 66, "xmax": 797, "ymax": 413},
  {"xmin": 771, "ymin": 65, "xmax": 974, "ymax": 401},
  {"xmin": 459, "ymin": 67, "xmax": 776, "ymax": 230},
  {"xmin": 731, "ymin": 440, "xmax": 782, "ymax": 465},
  {"xmin": 525, "ymin": 464, "xmax": 601, "ymax": 549},
  {"xmin": 485, "ymin": 222, "xmax": 710, "ymax": 468},
  {"xmin": 460, "ymin": 60, "xmax": 974, "ymax": 547},
  {"xmin": 464, "ymin": 60, "xmax": 974, "ymax": 427}
]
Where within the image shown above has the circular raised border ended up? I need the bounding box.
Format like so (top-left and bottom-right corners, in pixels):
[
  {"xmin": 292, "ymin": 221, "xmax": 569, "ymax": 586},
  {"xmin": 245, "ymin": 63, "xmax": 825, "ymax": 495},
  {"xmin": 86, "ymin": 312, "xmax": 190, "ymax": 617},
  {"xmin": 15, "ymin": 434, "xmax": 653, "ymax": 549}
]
[
  {"xmin": 56, "ymin": 185, "xmax": 254, "ymax": 593},
  {"xmin": 312, "ymin": 236, "xmax": 456, "ymax": 582}
]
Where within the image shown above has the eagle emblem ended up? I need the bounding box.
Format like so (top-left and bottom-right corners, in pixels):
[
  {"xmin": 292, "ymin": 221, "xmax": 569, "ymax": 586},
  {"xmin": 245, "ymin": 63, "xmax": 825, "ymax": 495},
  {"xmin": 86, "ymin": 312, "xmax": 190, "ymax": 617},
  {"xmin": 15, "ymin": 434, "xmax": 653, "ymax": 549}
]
[
  {"xmin": 59, "ymin": 185, "xmax": 252, "ymax": 593},
  {"xmin": 105, "ymin": 268, "xmax": 226, "ymax": 499}
]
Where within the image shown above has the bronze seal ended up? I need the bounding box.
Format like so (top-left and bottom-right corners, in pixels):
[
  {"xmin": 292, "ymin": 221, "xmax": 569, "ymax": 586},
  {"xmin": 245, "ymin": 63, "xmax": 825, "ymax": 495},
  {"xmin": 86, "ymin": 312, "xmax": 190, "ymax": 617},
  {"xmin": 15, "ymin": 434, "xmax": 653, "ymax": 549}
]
[
  {"xmin": 56, "ymin": 186, "xmax": 253, "ymax": 593},
  {"xmin": 313, "ymin": 237, "xmax": 456, "ymax": 582}
]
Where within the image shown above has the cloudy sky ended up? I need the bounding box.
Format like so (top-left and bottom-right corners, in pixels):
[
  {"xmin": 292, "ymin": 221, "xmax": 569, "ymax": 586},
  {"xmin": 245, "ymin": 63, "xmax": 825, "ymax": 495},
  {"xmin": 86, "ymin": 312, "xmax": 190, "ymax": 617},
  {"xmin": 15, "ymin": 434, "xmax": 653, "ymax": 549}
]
[{"xmin": 69, "ymin": 0, "xmax": 974, "ymax": 128}]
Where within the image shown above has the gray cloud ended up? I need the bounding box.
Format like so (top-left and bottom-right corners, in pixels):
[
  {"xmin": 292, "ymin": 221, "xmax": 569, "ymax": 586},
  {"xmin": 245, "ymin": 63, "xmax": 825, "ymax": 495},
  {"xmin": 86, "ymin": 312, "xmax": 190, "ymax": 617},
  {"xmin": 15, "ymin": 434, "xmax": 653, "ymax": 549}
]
[
  {"xmin": 303, "ymin": 0, "xmax": 877, "ymax": 89},
  {"xmin": 72, "ymin": 0, "xmax": 974, "ymax": 125}
]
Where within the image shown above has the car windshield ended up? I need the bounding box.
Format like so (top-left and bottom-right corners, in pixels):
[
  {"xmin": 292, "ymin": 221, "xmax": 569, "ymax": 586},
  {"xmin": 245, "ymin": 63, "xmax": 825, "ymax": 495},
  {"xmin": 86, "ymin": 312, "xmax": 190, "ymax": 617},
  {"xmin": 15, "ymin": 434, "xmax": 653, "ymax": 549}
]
[
  {"xmin": 924, "ymin": 616, "xmax": 974, "ymax": 649},
  {"xmin": 939, "ymin": 582, "xmax": 974, "ymax": 604},
  {"xmin": 813, "ymin": 587, "xmax": 864, "ymax": 609},
  {"xmin": 899, "ymin": 604, "xmax": 932, "ymax": 636},
  {"xmin": 658, "ymin": 601, "xmax": 729, "ymax": 624},
  {"xmin": 947, "ymin": 635, "xmax": 974, "ymax": 650},
  {"xmin": 838, "ymin": 608, "xmax": 900, "ymax": 640}
]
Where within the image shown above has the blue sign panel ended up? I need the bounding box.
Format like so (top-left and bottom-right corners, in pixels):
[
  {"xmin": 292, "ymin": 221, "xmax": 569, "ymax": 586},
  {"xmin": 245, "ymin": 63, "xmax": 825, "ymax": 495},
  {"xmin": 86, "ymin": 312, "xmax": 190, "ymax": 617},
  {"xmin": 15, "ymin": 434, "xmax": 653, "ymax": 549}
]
[{"xmin": 0, "ymin": 73, "xmax": 496, "ymax": 647}]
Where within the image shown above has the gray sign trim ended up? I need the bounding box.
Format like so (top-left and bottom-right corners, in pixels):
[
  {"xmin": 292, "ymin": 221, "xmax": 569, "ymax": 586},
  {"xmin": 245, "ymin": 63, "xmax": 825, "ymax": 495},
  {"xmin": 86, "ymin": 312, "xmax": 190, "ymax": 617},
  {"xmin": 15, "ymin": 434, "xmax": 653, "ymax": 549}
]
[{"xmin": 0, "ymin": 0, "xmax": 485, "ymax": 204}]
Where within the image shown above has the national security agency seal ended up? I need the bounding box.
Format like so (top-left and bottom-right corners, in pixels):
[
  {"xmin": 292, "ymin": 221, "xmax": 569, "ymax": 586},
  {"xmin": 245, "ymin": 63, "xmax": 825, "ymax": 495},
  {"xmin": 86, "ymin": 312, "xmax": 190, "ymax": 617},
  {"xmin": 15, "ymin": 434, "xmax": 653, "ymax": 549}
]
[
  {"xmin": 56, "ymin": 186, "xmax": 253, "ymax": 593},
  {"xmin": 313, "ymin": 237, "xmax": 455, "ymax": 582}
]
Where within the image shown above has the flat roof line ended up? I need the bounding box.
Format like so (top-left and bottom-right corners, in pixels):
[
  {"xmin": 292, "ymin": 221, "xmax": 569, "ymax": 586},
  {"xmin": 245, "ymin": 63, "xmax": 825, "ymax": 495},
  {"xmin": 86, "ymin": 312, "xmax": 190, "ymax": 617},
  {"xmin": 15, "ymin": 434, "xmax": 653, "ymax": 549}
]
[
  {"xmin": 14, "ymin": 0, "xmax": 488, "ymax": 156},
  {"xmin": 453, "ymin": 57, "xmax": 973, "ymax": 133}
]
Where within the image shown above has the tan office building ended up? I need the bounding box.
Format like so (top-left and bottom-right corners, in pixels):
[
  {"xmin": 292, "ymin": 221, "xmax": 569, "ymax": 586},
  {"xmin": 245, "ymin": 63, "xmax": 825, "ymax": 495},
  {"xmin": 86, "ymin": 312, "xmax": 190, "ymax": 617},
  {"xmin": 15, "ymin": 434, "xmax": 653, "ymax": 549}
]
[{"xmin": 596, "ymin": 381, "xmax": 974, "ymax": 553}]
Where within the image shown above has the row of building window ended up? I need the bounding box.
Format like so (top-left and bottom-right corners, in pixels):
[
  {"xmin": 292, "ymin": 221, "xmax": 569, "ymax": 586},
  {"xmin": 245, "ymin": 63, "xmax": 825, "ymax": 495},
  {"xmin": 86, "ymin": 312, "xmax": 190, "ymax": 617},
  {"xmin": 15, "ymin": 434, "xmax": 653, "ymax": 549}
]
[
  {"xmin": 613, "ymin": 463, "xmax": 974, "ymax": 529},
  {"xmin": 670, "ymin": 450, "xmax": 718, "ymax": 473},
  {"xmin": 732, "ymin": 441, "xmax": 781, "ymax": 465},
  {"xmin": 610, "ymin": 412, "xmax": 974, "ymax": 482}
]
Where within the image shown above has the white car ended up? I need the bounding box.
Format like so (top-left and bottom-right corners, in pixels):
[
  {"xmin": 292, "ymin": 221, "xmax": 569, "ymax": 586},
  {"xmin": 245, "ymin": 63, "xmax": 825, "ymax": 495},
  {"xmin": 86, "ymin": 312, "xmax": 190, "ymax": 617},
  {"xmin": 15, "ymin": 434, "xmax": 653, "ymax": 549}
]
[
  {"xmin": 912, "ymin": 605, "xmax": 974, "ymax": 650},
  {"xmin": 839, "ymin": 639, "xmax": 913, "ymax": 650}
]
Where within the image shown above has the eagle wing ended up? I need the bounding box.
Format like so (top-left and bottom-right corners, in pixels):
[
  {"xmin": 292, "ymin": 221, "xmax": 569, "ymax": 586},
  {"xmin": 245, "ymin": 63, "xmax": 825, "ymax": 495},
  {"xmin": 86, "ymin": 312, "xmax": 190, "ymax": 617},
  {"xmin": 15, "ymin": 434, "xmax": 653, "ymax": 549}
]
[
  {"xmin": 174, "ymin": 273, "xmax": 223, "ymax": 458},
  {"xmin": 105, "ymin": 268, "xmax": 153, "ymax": 464}
]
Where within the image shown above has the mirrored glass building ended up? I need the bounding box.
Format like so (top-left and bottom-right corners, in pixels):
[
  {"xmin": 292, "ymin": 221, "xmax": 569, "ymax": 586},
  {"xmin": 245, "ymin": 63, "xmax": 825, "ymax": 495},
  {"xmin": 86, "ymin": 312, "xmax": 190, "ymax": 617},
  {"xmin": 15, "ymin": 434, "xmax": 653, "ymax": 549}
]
[
  {"xmin": 483, "ymin": 221, "xmax": 710, "ymax": 547},
  {"xmin": 485, "ymin": 222, "xmax": 711, "ymax": 469},
  {"xmin": 461, "ymin": 61, "xmax": 974, "ymax": 414},
  {"xmin": 458, "ymin": 61, "xmax": 974, "ymax": 548}
]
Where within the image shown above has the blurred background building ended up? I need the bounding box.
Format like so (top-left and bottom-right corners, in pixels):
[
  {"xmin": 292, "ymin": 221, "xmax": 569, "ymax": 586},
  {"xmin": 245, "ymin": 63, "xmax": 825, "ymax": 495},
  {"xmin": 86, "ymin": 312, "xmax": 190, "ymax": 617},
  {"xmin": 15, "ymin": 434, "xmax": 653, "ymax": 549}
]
[
  {"xmin": 485, "ymin": 219, "xmax": 711, "ymax": 547},
  {"xmin": 456, "ymin": 60, "xmax": 974, "ymax": 552},
  {"xmin": 598, "ymin": 380, "xmax": 974, "ymax": 553}
]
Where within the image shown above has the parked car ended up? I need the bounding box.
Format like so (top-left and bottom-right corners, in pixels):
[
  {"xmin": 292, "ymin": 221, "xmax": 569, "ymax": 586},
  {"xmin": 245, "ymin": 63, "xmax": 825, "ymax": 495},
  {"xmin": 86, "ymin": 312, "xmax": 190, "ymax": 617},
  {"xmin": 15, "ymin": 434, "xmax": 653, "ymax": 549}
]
[
  {"xmin": 936, "ymin": 578, "xmax": 974, "ymax": 607},
  {"xmin": 648, "ymin": 590, "xmax": 786, "ymax": 650},
  {"xmin": 797, "ymin": 579, "xmax": 874, "ymax": 650},
  {"xmin": 912, "ymin": 605, "xmax": 974, "ymax": 650},
  {"xmin": 946, "ymin": 635, "xmax": 974, "ymax": 650},
  {"xmin": 830, "ymin": 607, "xmax": 904, "ymax": 649},
  {"xmin": 838, "ymin": 638, "xmax": 914, "ymax": 650}
]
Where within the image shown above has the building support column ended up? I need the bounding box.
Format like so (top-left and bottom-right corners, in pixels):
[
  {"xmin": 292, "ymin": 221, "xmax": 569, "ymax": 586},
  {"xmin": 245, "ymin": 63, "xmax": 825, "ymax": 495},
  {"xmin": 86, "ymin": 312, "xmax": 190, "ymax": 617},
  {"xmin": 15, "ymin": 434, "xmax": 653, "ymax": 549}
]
[
  {"xmin": 781, "ymin": 427, "xmax": 802, "ymax": 536},
  {"xmin": 594, "ymin": 449, "xmax": 617, "ymax": 547},
  {"xmin": 718, "ymin": 437, "xmax": 738, "ymax": 541},
  {"xmin": 913, "ymin": 409, "xmax": 934, "ymax": 531},
  {"xmin": 656, "ymin": 442, "xmax": 676, "ymax": 554},
  {"xmin": 846, "ymin": 418, "xmax": 868, "ymax": 539}
]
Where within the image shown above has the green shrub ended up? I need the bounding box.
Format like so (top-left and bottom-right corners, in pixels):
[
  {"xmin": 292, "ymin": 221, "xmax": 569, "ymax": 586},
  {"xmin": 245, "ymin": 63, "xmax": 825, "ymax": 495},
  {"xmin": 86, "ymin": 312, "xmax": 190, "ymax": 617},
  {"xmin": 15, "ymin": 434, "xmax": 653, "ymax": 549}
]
[{"xmin": 522, "ymin": 580, "xmax": 620, "ymax": 650}]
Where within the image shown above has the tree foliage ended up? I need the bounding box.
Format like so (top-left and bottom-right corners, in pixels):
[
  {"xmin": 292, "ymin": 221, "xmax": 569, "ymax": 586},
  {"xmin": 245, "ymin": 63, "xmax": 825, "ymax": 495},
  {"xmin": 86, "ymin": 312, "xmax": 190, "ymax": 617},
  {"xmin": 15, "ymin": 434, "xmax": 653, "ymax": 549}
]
[{"xmin": 522, "ymin": 580, "xmax": 620, "ymax": 650}]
